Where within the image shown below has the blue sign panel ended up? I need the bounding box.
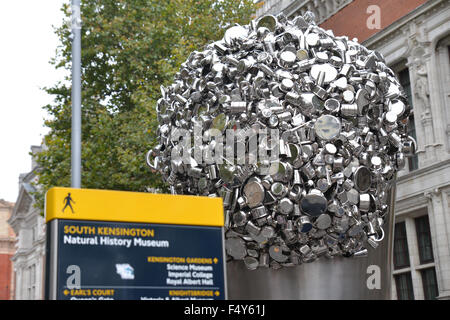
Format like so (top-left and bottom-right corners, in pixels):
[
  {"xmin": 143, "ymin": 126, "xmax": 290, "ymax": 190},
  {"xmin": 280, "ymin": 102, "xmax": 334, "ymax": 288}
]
[{"xmin": 55, "ymin": 219, "xmax": 225, "ymax": 300}]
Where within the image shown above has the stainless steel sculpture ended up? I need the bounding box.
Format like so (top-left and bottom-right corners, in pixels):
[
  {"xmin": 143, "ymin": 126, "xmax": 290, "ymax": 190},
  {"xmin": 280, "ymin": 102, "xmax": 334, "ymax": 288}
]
[{"xmin": 148, "ymin": 11, "xmax": 415, "ymax": 283}]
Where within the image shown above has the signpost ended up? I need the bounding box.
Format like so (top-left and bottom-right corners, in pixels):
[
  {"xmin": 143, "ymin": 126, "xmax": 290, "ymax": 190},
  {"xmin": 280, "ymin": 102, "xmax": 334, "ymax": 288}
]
[
  {"xmin": 71, "ymin": 0, "xmax": 82, "ymax": 189},
  {"xmin": 44, "ymin": 187, "xmax": 226, "ymax": 300}
]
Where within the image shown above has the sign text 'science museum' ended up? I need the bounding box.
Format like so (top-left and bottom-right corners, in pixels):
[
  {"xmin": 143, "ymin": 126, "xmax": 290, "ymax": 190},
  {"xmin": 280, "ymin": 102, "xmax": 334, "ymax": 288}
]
[{"xmin": 44, "ymin": 187, "xmax": 226, "ymax": 300}]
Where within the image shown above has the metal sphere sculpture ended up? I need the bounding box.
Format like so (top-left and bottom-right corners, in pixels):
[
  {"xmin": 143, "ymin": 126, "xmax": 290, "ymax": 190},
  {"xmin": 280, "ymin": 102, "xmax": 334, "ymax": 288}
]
[{"xmin": 147, "ymin": 12, "xmax": 416, "ymax": 269}]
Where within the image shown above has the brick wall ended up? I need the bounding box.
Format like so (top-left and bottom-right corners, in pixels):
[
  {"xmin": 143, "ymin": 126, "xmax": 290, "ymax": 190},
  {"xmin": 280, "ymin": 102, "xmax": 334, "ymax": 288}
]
[
  {"xmin": 0, "ymin": 201, "xmax": 16, "ymax": 300},
  {"xmin": 319, "ymin": 0, "xmax": 428, "ymax": 42},
  {"xmin": 0, "ymin": 254, "xmax": 13, "ymax": 300}
]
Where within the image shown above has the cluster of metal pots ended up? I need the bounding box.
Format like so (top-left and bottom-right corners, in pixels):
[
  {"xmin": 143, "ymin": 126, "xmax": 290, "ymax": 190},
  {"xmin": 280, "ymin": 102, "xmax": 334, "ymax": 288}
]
[{"xmin": 148, "ymin": 12, "xmax": 416, "ymax": 269}]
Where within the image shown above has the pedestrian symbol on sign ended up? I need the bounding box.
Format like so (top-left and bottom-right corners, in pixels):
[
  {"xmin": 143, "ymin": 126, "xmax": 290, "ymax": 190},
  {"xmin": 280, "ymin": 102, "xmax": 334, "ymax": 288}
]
[{"xmin": 62, "ymin": 193, "xmax": 76, "ymax": 213}]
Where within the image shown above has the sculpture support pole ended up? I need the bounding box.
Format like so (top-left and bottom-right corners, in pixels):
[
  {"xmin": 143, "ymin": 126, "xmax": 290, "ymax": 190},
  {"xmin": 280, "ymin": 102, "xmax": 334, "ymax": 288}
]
[{"xmin": 226, "ymin": 182, "xmax": 396, "ymax": 300}]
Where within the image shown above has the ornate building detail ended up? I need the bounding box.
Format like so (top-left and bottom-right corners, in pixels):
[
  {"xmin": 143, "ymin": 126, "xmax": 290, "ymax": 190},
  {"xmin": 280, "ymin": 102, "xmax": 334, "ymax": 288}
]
[
  {"xmin": 256, "ymin": 0, "xmax": 353, "ymax": 25},
  {"xmin": 415, "ymin": 64, "xmax": 431, "ymax": 119},
  {"xmin": 8, "ymin": 146, "xmax": 45, "ymax": 300}
]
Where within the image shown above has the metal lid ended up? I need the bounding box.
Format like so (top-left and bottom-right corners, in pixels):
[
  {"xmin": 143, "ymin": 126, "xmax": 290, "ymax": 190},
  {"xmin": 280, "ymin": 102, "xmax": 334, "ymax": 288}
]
[
  {"xmin": 279, "ymin": 198, "xmax": 294, "ymax": 214},
  {"xmin": 388, "ymin": 99, "xmax": 405, "ymax": 116},
  {"xmin": 324, "ymin": 143, "xmax": 337, "ymax": 154},
  {"xmin": 261, "ymin": 107, "xmax": 273, "ymax": 118},
  {"xmin": 305, "ymin": 33, "xmax": 319, "ymax": 46},
  {"xmin": 310, "ymin": 63, "xmax": 338, "ymax": 84},
  {"xmin": 316, "ymin": 214, "xmax": 332, "ymax": 230},
  {"xmin": 243, "ymin": 180, "xmax": 265, "ymax": 208},
  {"xmin": 300, "ymin": 190, "xmax": 327, "ymax": 217},
  {"xmin": 269, "ymin": 245, "xmax": 289, "ymax": 262},
  {"xmin": 296, "ymin": 49, "xmax": 308, "ymax": 60},
  {"xmin": 371, "ymin": 156, "xmax": 382, "ymax": 168},
  {"xmin": 317, "ymin": 178, "xmax": 330, "ymax": 192},
  {"xmin": 324, "ymin": 98, "xmax": 340, "ymax": 112},
  {"xmin": 226, "ymin": 237, "xmax": 247, "ymax": 259},
  {"xmin": 353, "ymin": 166, "xmax": 371, "ymax": 192},
  {"xmin": 243, "ymin": 256, "xmax": 259, "ymax": 270},
  {"xmin": 270, "ymin": 182, "xmax": 286, "ymax": 197},
  {"xmin": 384, "ymin": 111, "xmax": 397, "ymax": 124},
  {"xmin": 279, "ymin": 51, "xmax": 296, "ymax": 67},
  {"xmin": 316, "ymin": 51, "xmax": 329, "ymax": 62},
  {"xmin": 343, "ymin": 90, "xmax": 355, "ymax": 102},
  {"xmin": 280, "ymin": 78, "xmax": 294, "ymax": 91},
  {"xmin": 261, "ymin": 226, "xmax": 275, "ymax": 239},
  {"xmin": 314, "ymin": 115, "xmax": 341, "ymax": 141}
]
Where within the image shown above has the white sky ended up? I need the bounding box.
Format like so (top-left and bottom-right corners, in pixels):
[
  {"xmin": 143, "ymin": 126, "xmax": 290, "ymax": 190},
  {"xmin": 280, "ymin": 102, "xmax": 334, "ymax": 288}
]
[{"xmin": 0, "ymin": 0, "xmax": 68, "ymax": 202}]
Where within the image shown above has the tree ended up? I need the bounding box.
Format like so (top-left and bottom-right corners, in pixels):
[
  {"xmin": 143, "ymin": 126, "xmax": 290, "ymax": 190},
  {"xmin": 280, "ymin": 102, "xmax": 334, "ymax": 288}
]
[{"xmin": 34, "ymin": 0, "xmax": 257, "ymax": 212}]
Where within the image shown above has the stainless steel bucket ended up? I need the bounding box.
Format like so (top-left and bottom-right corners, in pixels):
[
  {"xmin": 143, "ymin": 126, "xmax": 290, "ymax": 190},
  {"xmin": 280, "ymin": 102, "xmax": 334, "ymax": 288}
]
[{"xmin": 226, "ymin": 185, "xmax": 396, "ymax": 300}]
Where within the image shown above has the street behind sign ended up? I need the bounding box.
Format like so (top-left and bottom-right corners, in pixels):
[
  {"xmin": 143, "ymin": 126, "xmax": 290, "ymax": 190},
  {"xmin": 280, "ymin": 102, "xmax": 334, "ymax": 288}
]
[{"xmin": 44, "ymin": 187, "xmax": 226, "ymax": 300}]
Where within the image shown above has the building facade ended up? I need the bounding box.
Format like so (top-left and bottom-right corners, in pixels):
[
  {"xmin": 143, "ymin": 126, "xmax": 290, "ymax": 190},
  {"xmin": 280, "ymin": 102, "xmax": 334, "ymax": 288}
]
[
  {"xmin": 8, "ymin": 146, "xmax": 46, "ymax": 300},
  {"xmin": 256, "ymin": 0, "xmax": 450, "ymax": 299},
  {"xmin": 0, "ymin": 199, "xmax": 15, "ymax": 300}
]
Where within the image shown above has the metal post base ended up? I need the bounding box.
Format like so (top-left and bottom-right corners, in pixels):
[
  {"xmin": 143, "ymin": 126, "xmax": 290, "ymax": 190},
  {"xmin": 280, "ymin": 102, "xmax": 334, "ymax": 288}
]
[
  {"xmin": 226, "ymin": 186, "xmax": 396, "ymax": 300},
  {"xmin": 227, "ymin": 247, "xmax": 389, "ymax": 299}
]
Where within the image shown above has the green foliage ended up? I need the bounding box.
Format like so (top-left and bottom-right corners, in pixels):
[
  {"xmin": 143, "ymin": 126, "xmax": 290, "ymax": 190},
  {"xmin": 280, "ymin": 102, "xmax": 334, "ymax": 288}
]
[{"xmin": 34, "ymin": 0, "xmax": 256, "ymax": 212}]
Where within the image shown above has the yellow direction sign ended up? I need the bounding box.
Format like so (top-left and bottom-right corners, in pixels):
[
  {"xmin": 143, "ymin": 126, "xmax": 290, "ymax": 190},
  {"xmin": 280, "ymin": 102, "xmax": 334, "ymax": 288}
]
[
  {"xmin": 45, "ymin": 187, "xmax": 227, "ymax": 300},
  {"xmin": 46, "ymin": 187, "xmax": 223, "ymax": 227}
]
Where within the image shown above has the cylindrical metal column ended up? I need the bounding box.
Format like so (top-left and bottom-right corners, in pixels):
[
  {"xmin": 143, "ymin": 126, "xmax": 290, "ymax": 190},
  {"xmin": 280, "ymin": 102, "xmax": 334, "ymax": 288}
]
[
  {"xmin": 227, "ymin": 186, "xmax": 396, "ymax": 299},
  {"xmin": 71, "ymin": 0, "xmax": 82, "ymax": 188}
]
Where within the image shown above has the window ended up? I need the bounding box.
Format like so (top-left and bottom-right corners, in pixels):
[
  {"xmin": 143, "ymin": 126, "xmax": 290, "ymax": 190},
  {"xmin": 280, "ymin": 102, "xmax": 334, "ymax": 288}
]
[
  {"xmin": 22, "ymin": 267, "xmax": 28, "ymax": 300},
  {"xmin": 421, "ymin": 268, "xmax": 439, "ymax": 300},
  {"xmin": 393, "ymin": 221, "xmax": 410, "ymax": 269},
  {"xmin": 26, "ymin": 264, "xmax": 36, "ymax": 300},
  {"xmin": 415, "ymin": 215, "xmax": 434, "ymax": 264},
  {"xmin": 399, "ymin": 69, "xmax": 413, "ymax": 107},
  {"xmin": 392, "ymin": 212, "xmax": 440, "ymax": 300},
  {"xmin": 30, "ymin": 264, "xmax": 36, "ymax": 299},
  {"xmin": 395, "ymin": 273, "xmax": 415, "ymax": 300},
  {"xmin": 398, "ymin": 68, "xmax": 418, "ymax": 171}
]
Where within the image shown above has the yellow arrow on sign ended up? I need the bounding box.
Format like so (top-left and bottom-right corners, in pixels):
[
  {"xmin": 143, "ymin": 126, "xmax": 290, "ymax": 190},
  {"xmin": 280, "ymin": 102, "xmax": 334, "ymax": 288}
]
[
  {"xmin": 213, "ymin": 258, "xmax": 218, "ymax": 264},
  {"xmin": 64, "ymin": 290, "xmax": 69, "ymax": 296},
  {"xmin": 215, "ymin": 291, "xmax": 220, "ymax": 296}
]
